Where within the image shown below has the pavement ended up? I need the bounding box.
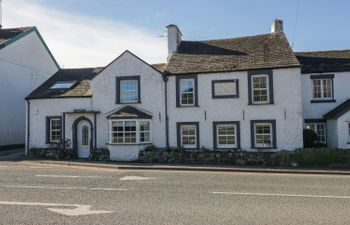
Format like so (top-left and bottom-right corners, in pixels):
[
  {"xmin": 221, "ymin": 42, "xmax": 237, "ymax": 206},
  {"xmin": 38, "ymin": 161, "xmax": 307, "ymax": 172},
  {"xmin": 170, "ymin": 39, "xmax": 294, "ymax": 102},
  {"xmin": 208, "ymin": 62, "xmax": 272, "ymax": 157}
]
[
  {"xmin": 0, "ymin": 159, "xmax": 349, "ymax": 225},
  {"xmin": 0, "ymin": 149, "xmax": 349, "ymax": 224}
]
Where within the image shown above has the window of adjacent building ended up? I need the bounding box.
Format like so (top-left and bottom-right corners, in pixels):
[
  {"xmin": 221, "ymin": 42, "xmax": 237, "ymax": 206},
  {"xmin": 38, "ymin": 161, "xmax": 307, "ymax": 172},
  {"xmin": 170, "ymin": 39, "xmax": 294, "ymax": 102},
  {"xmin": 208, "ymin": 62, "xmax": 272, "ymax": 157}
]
[
  {"xmin": 253, "ymin": 122, "xmax": 274, "ymax": 148},
  {"xmin": 348, "ymin": 123, "xmax": 350, "ymax": 143},
  {"xmin": 180, "ymin": 79, "xmax": 195, "ymax": 106},
  {"xmin": 251, "ymin": 75, "xmax": 269, "ymax": 104},
  {"xmin": 306, "ymin": 123, "xmax": 326, "ymax": 144},
  {"xmin": 109, "ymin": 120, "xmax": 151, "ymax": 144},
  {"xmin": 312, "ymin": 78, "xmax": 333, "ymax": 100},
  {"xmin": 49, "ymin": 118, "xmax": 61, "ymax": 143},
  {"xmin": 180, "ymin": 125, "xmax": 197, "ymax": 148},
  {"xmin": 50, "ymin": 81, "xmax": 76, "ymax": 89},
  {"xmin": 216, "ymin": 124, "xmax": 237, "ymax": 148},
  {"xmin": 119, "ymin": 79, "xmax": 139, "ymax": 103},
  {"xmin": 212, "ymin": 80, "xmax": 238, "ymax": 98}
]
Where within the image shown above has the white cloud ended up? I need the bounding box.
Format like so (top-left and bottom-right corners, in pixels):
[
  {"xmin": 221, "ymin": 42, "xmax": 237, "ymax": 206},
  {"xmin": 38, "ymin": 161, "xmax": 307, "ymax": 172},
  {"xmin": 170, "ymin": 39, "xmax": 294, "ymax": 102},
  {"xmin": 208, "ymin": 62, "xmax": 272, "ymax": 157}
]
[{"xmin": 3, "ymin": 0, "xmax": 167, "ymax": 68}]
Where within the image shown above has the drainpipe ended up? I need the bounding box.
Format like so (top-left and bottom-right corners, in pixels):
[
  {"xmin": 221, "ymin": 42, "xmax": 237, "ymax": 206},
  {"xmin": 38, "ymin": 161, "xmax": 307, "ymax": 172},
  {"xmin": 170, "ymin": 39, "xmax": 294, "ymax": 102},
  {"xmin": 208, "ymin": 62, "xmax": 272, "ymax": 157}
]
[
  {"xmin": 25, "ymin": 99, "xmax": 30, "ymax": 155},
  {"xmin": 163, "ymin": 74, "xmax": 169, "ymax": 147}
]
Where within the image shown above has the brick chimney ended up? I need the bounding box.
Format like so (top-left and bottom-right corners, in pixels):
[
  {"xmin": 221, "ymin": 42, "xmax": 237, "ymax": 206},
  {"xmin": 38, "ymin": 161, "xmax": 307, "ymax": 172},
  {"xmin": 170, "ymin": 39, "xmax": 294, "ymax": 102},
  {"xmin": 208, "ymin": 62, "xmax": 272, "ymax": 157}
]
[
  {"xmin": 167, "ymin": 24, "xmax": 182, "ymax": 58},
  {"xmin": 271, "ymin": 19, "xmax": 283, "ymax": 34}
]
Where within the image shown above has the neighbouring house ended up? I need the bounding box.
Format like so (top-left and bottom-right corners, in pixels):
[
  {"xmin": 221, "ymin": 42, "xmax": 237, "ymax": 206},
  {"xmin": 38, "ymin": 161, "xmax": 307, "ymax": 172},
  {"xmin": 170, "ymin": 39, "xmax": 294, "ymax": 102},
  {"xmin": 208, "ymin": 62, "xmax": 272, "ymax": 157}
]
[
  {"xmin": 0, "ymin": 26, "xmax": 59, "ymax": 149},
  {"xmin": 25, "ymin": 20, "xmax": 305, "ymax": 161},
  {"xmin": 296, "ymin": 50, "xmax": 350, "ymax": 148}
]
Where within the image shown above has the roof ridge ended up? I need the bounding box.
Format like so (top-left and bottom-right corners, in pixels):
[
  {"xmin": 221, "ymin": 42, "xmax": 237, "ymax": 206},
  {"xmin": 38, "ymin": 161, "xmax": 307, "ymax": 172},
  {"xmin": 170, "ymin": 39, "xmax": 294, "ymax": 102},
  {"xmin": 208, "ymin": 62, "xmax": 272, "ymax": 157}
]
[
  {"xmin": 296, "ymin": 49, "xmax": 350, "ymax": 54},
  {"xmin": 181, "ymin": 33, "xmax": 276, "ymax": 43}
]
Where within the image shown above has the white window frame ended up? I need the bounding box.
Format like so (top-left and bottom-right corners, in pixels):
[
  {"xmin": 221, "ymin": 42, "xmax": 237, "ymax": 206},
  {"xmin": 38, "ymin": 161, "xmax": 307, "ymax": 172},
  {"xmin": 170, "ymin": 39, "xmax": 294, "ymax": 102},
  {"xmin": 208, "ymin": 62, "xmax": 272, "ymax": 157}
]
[
  {"xmin": 180, "ymin": 125, "xmax": 197, "ymax": 148},
  {"xmin": 180, "ymin": 78, "xmax": 195, "ymax": 106},
  {"xmin": 49, "ymin": 118, "xmax": 61, "ymax": 143},
  {"xmin": 305, "ymin": 122, "xmax": 327, "ymax": 144},
  {"xmin": 312, "ymin": 78, "xmax": 333, "ymax": 100},
  {"xmin": 216, "ymin": 124, "xmax": 237, "ymax": 148},
  {"xmin": 139, "ymin": 121, "xmax": 151, "ymax": 143},
  {"xmin": 120, "ymin": 79, "xmax": 139, "ymax": 103},
  {"xmin": 50, "ymin": 81, "xmax": 76, "ymax": 89},
  {"xmin": 109, "ymin": 119, "xmax": 152, "ymax": 145},
  {"xmin": 254, "ymin": 123, "xmax": 273, "ymax": 148},
  {"xmin": 251, "ymin": 74, "xmax": 270, "ymax": 104}
]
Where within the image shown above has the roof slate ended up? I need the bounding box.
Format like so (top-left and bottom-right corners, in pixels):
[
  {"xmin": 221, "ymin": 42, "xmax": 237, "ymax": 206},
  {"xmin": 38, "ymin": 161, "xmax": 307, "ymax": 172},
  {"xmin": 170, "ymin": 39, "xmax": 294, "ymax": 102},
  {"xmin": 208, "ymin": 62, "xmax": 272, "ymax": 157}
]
[
  {"xmin": 323, "ymin": 98, "xmax": 350, "ymax": 119},
  {"xmin": 164, "ymin": 33, "xmax": 300, "ymax": 75},
  {"xmin": 0, "ymin": 27, "xmax": 32, "ymax": 45},
  {"xmin": 26, "ymin": 67, "xmax": 103, "ymax": 99},
  {"xmin": 296, "ymin": 50, "xmax": 350, "ymax": 73}
]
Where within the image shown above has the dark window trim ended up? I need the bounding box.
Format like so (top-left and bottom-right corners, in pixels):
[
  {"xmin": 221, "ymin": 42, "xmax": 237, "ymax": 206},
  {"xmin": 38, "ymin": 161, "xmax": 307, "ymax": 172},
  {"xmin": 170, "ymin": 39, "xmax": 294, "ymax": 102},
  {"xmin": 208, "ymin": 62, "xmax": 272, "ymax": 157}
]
[
  {"xmin": 250, "ymin": 120, "xmax": 277, "ymax": 149},
  {"xmin": 176, "ymin": 122, "xmax": 200, "ymax": 150},
  {"xmin": 46, "ymin": 116, "xmax": 62, "ymax": 144},
  {"xmin": 211, "ymin": 79, "xmax": 239, "ymax": 99},
  {"xmin": 310, "ymin": 74, "xmax": 335, "ymax": 103},
  {"xmin": 176, "ymin": 74, "xmax": 198, "ymax": 107},
  {"xmin": 116, "ymin": 76, "xmax": 141, "ymax": 104},
  {"xmin": 213, "ymin": 121, "xmax": 240, "ymax": 149},
  {"xmin": 248, "ymin": 69, "xmax": 274, "ymax": 105}
]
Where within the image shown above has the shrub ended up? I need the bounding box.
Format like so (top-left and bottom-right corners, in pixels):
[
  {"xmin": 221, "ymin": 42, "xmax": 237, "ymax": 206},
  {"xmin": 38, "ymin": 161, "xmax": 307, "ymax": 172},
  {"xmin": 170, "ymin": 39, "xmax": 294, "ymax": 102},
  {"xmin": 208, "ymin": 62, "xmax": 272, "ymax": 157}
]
[{"xmin": 303, "ymin": 129, "xmax": 319, "ymax": 148}]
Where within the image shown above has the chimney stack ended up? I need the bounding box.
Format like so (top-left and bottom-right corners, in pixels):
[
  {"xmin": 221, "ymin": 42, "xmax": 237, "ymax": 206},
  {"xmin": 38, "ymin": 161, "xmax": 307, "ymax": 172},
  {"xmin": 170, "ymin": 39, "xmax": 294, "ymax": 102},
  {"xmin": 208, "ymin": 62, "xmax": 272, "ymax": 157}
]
[
  {"xmin": 271, "ymin": 19, "xmax": 283, "ymax": 34},
  {"xmin": 167, "ymin": 24, "xmax": 182, "ymax": 59}
]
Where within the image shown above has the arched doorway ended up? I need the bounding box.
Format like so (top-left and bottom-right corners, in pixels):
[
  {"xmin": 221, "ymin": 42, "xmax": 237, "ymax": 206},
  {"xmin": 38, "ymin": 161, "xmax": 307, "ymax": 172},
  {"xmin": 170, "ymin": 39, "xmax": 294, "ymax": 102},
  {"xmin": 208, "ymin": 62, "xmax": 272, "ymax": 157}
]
[{"xmin": 72, "ymin": 117, "xmax": 93, "ymax": 159}]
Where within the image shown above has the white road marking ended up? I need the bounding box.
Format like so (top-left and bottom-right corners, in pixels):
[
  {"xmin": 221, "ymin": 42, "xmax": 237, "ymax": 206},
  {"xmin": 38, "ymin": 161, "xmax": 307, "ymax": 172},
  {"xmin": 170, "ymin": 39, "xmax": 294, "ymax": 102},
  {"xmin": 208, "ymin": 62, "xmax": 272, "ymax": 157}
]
[
  {"xmin": 212, "ymin": 192, "xmax": 350, "ymax": 199},
  {"xmin": 0, "ymin": 166, "xmax": 9, "ymax": 168},
  {"xmin": 0, "ymin": 201, "xmax": 114, "ymax": 216},
  {"xmin": 120, "ymin": 176, "xmax": 156, "ymax": 181},
  {"xmin": 1, "ymin": 185, "xmax": 129, "ymax": 191},
  {"xmin": 35, "ymin": 174, "xmax": 113, "ymax": 179},
  {"xmin": 30, "ymin": 166, "xmax": 53, "ymax": 169}
]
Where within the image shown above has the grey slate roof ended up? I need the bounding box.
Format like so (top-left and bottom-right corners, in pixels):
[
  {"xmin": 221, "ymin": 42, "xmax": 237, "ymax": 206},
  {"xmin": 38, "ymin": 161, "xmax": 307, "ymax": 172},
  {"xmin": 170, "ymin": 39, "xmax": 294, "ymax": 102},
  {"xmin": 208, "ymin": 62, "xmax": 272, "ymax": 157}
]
[
  {"xmin": 295, "ymin": 50, "xmax": 350, "ymax": 74},
  {"xmin": 324, "ymin": 98, "xmax": 350, "ymax": 119},
  {"xmin": 107, "ymin": 106, "xmax": 152, "ymax": 119},
  {"xmin": 26, "ymin": 67, "xmax": 103, "ymax": 99},
  {"xmin": 0, "ymin": 27, "xmax": 32, "ymax": 45},
  {"xmin": 164, "ymin": 33, "xmax": 300, "ymax": 75}
]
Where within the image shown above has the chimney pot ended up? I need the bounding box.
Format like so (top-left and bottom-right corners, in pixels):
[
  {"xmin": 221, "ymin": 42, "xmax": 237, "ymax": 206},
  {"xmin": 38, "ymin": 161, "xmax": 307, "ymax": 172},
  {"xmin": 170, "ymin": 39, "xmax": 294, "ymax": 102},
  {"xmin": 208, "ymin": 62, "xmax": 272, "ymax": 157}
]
[{"xmin": 271, "ymin": 19, "xmax": 283, "ymax": 34}]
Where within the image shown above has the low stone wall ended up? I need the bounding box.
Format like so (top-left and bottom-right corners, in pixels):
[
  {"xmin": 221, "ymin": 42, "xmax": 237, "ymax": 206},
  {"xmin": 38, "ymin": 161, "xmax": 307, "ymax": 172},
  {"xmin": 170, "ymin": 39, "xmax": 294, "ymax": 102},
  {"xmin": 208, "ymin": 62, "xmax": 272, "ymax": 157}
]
[{"xmin": 28, "ymin": 148, "xmax": 110, "ymax": 161}]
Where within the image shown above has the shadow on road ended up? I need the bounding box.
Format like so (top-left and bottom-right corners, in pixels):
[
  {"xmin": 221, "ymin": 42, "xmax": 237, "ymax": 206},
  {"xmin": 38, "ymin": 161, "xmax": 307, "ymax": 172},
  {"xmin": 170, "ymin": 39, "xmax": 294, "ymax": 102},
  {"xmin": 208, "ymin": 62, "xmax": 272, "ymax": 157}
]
[{"xmin": 0, "ymin": 149, "xmax": 26, "ymax": 162}]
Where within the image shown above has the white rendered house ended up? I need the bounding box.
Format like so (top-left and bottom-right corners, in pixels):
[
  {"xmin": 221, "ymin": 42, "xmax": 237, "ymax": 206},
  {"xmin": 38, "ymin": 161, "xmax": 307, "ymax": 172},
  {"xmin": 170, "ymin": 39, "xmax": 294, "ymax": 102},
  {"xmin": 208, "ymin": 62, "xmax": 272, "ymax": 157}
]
[
  {"xmin": 26, "ymin": 20, "xmax": 307, "ymax": 161},
  {"xmin": 0, "ymin": 26, "xmax": 59, "ymax": 149}
]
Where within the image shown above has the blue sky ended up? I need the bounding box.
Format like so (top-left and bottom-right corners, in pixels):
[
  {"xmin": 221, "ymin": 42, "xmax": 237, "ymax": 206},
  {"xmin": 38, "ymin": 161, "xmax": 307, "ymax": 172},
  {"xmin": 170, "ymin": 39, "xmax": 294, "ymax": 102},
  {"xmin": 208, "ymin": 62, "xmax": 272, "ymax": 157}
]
[{"xmin": 4, "ymin": 0, "xmax": 350, "ymax": 67}]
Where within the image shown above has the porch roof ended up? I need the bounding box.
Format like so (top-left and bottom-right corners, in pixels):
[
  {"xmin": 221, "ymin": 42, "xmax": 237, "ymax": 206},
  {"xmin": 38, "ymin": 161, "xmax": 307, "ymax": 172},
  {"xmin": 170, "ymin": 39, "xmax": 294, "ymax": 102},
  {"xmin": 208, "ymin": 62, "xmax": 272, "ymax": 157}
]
[
  {"xmin": 324, "ymin": 98, "xmax": 350, "ymax": 119},
  {"xmin": 107, "ymin": 106, "xmax": 152, "ymax": 119}
]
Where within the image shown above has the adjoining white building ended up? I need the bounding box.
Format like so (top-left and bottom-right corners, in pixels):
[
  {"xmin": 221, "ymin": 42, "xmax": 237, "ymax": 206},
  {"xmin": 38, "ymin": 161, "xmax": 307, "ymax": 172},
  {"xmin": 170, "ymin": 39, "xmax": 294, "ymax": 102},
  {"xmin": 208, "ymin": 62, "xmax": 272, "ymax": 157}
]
[
  {"xmin": 296, "ymin": 50, "xmax": 350, "ymax": 148},
  {"xmin": 25, "ymin": 20, "xmax": 350, "ymax": 161},
  {"xmin": 0, "ymin": 26, "xmax": 59, "ymax": 149}
]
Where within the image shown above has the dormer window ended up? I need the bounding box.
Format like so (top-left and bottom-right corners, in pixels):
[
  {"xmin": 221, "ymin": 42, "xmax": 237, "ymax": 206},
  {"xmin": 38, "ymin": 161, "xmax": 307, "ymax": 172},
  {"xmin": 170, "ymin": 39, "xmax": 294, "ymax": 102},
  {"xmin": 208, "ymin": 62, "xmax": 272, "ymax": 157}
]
[
  {"xmin": 116, "ymin": 76, "xmax": 141, "ymax": 104},
  {"xmin": 50, "ymin": 81, "xmax": 76, "ymax": 89}
]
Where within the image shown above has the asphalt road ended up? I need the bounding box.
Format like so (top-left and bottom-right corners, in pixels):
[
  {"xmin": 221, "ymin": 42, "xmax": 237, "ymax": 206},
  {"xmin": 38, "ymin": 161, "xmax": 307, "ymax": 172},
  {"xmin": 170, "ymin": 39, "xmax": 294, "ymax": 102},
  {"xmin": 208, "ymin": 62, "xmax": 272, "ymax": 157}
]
[{"xmin": 0, "ymin": 153, "xmax": 349, "ymax": 224}]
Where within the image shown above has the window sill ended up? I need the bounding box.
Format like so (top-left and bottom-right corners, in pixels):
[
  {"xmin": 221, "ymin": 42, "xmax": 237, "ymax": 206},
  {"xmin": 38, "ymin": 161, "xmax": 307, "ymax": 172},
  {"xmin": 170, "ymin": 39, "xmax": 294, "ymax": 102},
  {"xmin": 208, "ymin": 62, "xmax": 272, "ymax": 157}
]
[
  {"xmin": 248, "ymin": 103, "xmax": 274, "ymax": 106},
  {"xmin": 212, "ymin": 95, "xmax": 239, "ymax": 99},
  {"xmin": 251, "ymin": 146, "xmax": 277, "ymax": 150},
  {"xmin": 176, "ymin": 105, "xmax": 200, "ymax": 108},
  {"xmin": 106, "ymin": 142, "xmax": 151, "ymax": 146},
  {"xmin": 310, "ymin": 99, "xmax": 336, "ymax": 103},
  {"xmin": 116, "ymin": 101, "xmax": 141, "ymax": 104}
]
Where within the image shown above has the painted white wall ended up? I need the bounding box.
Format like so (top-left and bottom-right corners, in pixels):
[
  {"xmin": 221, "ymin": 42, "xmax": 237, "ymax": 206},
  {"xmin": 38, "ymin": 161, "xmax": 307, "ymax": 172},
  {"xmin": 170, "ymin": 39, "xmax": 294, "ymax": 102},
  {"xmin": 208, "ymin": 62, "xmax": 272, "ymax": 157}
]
[
  {"xmin": 302, "ymin": 71, "xmax": 350, "ymax": 119},
  {"xmin": 0, "ymin": 31, "xmax": 58, "ymax": 146},
  {"xmin": 166, "ymin": 68, "xmax": 304, "ymax": 151},
  {"xmin": 28, "ymin": 98, "xmax": 92, "ymax": 151},
  {"xmin": 336, "ymin": 112, "xmax": 350, "ymax": 149},
  {"xmin": 91, "ymin": 51, "xmax": 166, "ymax": 160}
]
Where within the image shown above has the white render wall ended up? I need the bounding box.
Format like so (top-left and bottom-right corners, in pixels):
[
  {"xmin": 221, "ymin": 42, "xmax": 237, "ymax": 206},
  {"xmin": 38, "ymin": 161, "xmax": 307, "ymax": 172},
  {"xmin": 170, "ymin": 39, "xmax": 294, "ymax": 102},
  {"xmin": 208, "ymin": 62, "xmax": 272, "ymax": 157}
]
[
  {"xmin": 326, "ymin": 119, "xmax": 338, "ymax": 148},
  {"xmin": 302, "ymin": 71, "xmax": 350, "ymax": 119},
  {"xmin": 336, "ymin": 112, "xmax": 350, "ymax": 149},
  {"xmin": 91, "ymin": 51, "xmax": 166, "ymax": 160},
  {"xmin": 0, "ymin": 31, "xmax": 58, "ymax": 146},
  {"xmin": 166, "ymin": 68, "xmax": 304, "ymax": 151},
  {"xmin": 27, "ymin": 98, "xmax": 92, "ymax": 151}
]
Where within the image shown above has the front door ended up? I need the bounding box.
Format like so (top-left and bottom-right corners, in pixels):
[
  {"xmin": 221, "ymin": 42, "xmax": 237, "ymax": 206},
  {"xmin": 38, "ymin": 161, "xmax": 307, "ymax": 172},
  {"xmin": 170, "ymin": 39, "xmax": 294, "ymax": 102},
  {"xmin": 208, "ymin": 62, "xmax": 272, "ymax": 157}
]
[{"xmin": 77, "ymin": 121, "xmax": 91, "ymax": 158}]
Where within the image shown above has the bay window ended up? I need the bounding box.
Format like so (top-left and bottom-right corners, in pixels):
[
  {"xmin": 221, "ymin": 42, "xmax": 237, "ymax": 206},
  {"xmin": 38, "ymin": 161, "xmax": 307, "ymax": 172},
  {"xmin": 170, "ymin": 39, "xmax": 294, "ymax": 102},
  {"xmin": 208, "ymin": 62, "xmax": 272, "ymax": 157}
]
[{"xmin": 109, "ymin": 120, "xmax": 151, "ymax": 144}]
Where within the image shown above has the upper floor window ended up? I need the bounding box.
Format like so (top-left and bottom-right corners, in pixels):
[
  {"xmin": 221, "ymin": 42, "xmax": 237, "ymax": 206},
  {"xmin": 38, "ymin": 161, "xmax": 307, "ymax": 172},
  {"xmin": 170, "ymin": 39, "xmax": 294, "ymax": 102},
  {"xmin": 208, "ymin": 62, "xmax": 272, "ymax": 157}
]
[
  {"xmin": 176, "ymin": 75, "xmax": 198, "ymax": 107},
  {"xmin": 248, "ymin": 70, "xmax": 274, "ymax": 105},
  {"xmin": 116, "ymin": 76, "xmax": 140, "ymax": 104},
  {"xmin": 212, "ymin": 79, "xmax": 239, "ymax": 98},
  {"xmin": 310, "ymin": 75, "xmax": 335, "ymax": 103},
  {"xmin": 46, "ymin": 116, "xmax": 62, "ymax": 144}
]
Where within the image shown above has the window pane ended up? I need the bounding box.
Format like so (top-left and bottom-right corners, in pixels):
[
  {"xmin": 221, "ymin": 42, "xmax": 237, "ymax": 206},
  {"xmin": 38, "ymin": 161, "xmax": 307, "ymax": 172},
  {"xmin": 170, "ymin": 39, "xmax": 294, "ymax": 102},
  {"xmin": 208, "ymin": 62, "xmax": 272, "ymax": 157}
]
[
  {"xmin": 181, "ymin": 125, "xmax": 196, "ymax": 146},
  {"xmin": 120, "ymin": 80, "xmax": 138, "ymax": 102},
  {"xmin": 252, "ymin": 75, "xmax": 269, "ymax": 103},
  {"xmin": 255, "ymin": 123, "xmax": 272, "ymax": 147},
  {"xmin": 180, "ymin": 79, "xmax": 195, "ymax": 106}
]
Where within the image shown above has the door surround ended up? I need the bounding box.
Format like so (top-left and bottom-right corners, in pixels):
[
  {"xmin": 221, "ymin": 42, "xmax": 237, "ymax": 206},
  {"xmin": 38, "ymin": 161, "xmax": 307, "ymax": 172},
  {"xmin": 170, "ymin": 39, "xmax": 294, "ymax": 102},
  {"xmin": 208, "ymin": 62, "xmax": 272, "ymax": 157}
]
[{"xmin": 72, "ymin": 116, "xmax": 93, "ymax": 158}]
